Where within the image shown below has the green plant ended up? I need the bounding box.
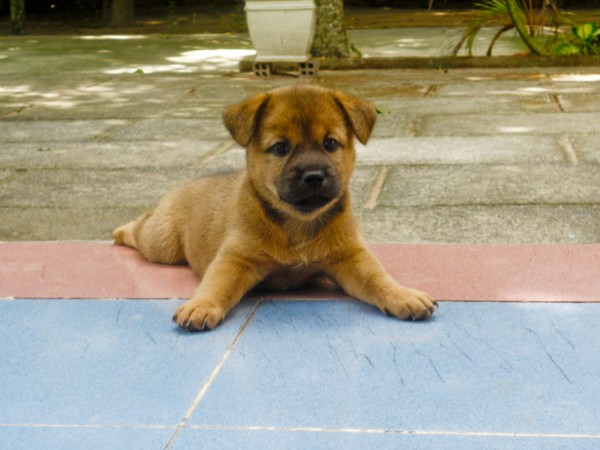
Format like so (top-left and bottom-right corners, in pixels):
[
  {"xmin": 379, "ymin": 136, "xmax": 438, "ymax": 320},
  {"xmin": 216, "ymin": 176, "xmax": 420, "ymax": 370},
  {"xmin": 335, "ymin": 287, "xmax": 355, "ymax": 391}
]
[
  {"xmin": 450, "ymin": 0, "xmax": 511, "ymax": 57},
  {"xmin": 451, "ymin": 0, "xmax": 562, "ymax": 56},
  {"xmin": 553, "ymin": 22, "xmax": 600, "ymax": 55}
]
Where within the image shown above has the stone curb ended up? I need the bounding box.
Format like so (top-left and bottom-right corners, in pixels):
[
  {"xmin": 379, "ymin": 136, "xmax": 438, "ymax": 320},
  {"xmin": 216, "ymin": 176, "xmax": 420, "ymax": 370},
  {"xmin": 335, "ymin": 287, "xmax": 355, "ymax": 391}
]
[{"xmin": 240, "ymin": 55, "xmax": 600, "ymax": 72}]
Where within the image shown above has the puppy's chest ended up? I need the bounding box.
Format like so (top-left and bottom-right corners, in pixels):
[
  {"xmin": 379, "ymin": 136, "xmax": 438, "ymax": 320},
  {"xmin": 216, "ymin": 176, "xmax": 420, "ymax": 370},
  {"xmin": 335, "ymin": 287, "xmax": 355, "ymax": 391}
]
[
  {"xmin": 268, "ymin": 229, "xmax": 334, "ymax": 266},
  {"xmin": 270, "ymin": 243, "xmax": 320, "ymax": 268},
  {"xmin": 259, "ymin": 216, "xmax": 343, "ymax": 268},
  {"xmin": 260, "ymin": 262, "xmax": 323, "ymax": 291}
]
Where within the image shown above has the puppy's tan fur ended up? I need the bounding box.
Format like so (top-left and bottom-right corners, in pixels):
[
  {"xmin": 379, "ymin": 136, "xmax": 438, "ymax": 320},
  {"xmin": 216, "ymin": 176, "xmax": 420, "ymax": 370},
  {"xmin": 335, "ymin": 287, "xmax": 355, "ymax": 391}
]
[{"xmin": 113, "ymin": 86, "xmax": 436, "ymax": 331}]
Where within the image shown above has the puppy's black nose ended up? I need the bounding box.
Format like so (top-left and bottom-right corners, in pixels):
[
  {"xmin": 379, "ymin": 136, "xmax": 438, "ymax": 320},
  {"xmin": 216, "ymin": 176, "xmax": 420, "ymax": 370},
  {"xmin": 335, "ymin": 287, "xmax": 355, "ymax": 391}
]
[{"xmin": 302, "ymin": 170, "xmax": 325, "ymax": 188}]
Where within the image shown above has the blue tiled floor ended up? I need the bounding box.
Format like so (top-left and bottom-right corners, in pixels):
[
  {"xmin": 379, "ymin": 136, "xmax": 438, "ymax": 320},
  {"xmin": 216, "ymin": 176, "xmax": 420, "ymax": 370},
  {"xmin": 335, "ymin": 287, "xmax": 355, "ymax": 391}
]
[{"xmin": 1, "ymin": 299, "xmax": 599, "ymax": 449}]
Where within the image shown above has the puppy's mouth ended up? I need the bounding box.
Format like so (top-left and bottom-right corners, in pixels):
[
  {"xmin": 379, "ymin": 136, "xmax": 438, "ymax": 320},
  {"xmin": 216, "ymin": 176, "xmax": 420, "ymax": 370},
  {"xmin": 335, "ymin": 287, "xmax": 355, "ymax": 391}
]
[
  {"xmin": 292, "ymin": 194, "xmax": 335, "ymax": 213},
  {"xmin": 277, "ymin": 169, "xmax": 342, "ymax": 214}
]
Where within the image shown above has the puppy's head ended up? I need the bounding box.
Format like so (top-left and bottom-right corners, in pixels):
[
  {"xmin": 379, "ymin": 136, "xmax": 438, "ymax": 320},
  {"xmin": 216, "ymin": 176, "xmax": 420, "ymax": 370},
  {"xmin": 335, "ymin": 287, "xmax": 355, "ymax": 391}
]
[{"xmin": 223, "ymin": 86, "xmax": 376, "ymax": 220}]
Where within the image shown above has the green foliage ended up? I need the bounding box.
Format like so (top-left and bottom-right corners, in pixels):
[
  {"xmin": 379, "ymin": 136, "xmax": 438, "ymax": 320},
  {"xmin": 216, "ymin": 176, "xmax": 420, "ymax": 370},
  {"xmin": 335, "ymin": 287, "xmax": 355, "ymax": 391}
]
[
  {"xmin": 451, "ymin": 0, "xmax": 565, "ymax": 56},
  {"xmin": 350, "ymin": 43, "xmax": 363, "ymax": 59},
  {"xmin": 451, "ymin": 0, "xmax": 600, "ymax": 57},
  {"xmin": 505, "ymin": 0, "xmax": 549, "ymax": 55},
  {"xmin": 218, "ymin": 12, "xmax": 248, "ymax": 33},
  {"xmin": 553, "ymin": 22, "xmax": 600, "ymax": 55},
  {"xmin": 450, "ymin": 0, "xmax": 513, "ymax": 57}
]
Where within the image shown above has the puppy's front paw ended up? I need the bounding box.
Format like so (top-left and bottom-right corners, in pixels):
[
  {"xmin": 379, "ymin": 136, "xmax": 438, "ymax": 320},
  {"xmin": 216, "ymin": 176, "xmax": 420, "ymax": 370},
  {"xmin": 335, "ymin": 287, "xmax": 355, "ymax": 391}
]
[
  {"xmin": 381, "ymin": 288, "xmax": 437, "ymax": 321},
  {"xmin": 173, "ymin": 300, "xmax": 226, "ymax": 331}
]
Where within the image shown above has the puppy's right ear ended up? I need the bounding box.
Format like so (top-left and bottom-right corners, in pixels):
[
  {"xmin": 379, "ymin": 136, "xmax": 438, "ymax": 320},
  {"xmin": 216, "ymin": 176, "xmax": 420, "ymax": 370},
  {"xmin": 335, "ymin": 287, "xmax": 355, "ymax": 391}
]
[{"xmin": 223, "ymin": 93, "xmax": 270, "ymax": 147}]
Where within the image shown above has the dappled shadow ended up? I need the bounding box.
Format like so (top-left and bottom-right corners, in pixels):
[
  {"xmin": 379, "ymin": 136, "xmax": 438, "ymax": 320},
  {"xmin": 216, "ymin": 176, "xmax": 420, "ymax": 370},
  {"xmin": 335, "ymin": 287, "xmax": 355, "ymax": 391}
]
[
  {"xmin": 0, "ymin": 35, "xmax": 259, "ymax": 118},
  {"xmin": 105, "ymin": 48, "xmax": 256, "ymax": 74},
  {"xmin": 1, "ymin": 34, "xmax": 255, "ymax": 76},
  {"xmin": 347, "ymin": 27, "xmax": 529, "ymax": 58}
]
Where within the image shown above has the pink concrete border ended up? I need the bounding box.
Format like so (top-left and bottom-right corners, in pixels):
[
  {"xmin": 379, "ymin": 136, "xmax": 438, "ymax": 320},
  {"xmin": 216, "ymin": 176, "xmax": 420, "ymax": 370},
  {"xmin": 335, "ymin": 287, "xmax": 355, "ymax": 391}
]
[{"xmin": 0, "ymin": 241, "xmax": 599, "ymax": 302}]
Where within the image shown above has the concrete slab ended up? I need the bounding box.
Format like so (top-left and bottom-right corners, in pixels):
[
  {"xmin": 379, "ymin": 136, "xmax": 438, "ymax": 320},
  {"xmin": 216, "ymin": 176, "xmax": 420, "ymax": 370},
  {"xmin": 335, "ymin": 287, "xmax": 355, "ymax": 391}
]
[
  {"xmin": 419, "ymin": 112, "xmax": 600, "ymax": 137},
  {"xmin": 0, "ymin": 119, "xmax": 125, "ymax": 142},
  {"xmin": 356, "ymin": 206, "xmax": 600, "ymax": 243},
  {"xmin": 0, "ymin": 169, "xmax": 193, "ymax": 208},
  {"xmin": 0, "ymin": 75, "xmax": 253, "ymax": 120},
  {"xmin": 571, "ymin": 135, "xmax": 600, "ymax": 163},
  {"xmin": 356, "ymin": 136, "xmax": 564, "ymax": 165},
  {"xmin": 437, "ymin": 79, "xmax": 600, "ymax": 97},
  {"xmin": 379, "ymin": 165, "xmax": 600, "ymax": 206},
  {"xmin": 0, "ymin": 35, "xmax": 255, "ymax": 76},
  {"xmin": 0, "ymin": 140, "xmax": 224, "ymax": 169},
  {"xmin": 370, "ymin": 94, "xmax": 554, "ymax": 115},
  {"xmin": 99, "ymin": 118, "xmax": 229, "ymax": 141},
  {"xmin": 0, "ymin": 207, "xmax": 141, "ymax": 241},
  {"xmin": 0, "ymin": 163, "xmax": 379, "ymax": 240},
  {"xmin": 6, "ymin": 203, "xmax": 597, "ymax": 243},
  {"xmin": 558, "ymin": 93, "xmax": 600, "ymax": 113},
  {"xmin": 348, "ymin": 27, "xmax": 529, "ymax": 58},
  {"xmin": 1, "ymin": 35, "xmax": 600, "ymax": 243},
  {"xmin": 370, "ymin": 113, "xmax": 415, "ymax": 138}
]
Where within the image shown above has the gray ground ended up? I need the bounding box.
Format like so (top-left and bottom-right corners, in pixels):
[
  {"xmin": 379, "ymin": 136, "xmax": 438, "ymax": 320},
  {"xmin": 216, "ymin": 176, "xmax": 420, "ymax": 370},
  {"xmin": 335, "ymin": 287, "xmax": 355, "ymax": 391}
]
[{"xmin": 1, "ymin": 32, "xmax": 599, "ymax": 242}]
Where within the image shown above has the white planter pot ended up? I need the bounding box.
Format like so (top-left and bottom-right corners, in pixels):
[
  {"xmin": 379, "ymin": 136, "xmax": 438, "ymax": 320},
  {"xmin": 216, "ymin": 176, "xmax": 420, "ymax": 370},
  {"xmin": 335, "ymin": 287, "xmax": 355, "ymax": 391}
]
[{"xmin": 244, "ymin": 0, "xmax": 316, "ymax": 63}]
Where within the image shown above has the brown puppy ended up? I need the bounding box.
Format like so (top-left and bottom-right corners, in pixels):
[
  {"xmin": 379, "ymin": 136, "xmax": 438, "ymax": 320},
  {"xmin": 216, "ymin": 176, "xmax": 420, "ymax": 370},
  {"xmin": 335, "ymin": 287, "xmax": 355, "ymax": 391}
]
[{"xmin": 113, "ymin": 86, "xmax": 436, "ymax": 331}]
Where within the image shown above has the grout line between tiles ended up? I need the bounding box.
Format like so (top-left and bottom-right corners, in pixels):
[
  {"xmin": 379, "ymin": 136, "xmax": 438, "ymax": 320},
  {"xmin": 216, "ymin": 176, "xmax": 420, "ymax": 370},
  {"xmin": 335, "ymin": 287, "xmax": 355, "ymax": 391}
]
[
  {"xmin": 558, "ymin": 135, "xmax": 578, "ymax": 165},
  {"xmin": 183, "ymin": 424, "xmax": 600, "ymax": 440},
  {"xmin": 363, "ymin": 166, "xmax": 389, "ymax": 210},
  {"xmin": 423, "ymin": 84, "xmax": 439, "ymax": 98},
  {"xmin": 3, "ymin": 423, "xmax": 599, "ymax": 441},
  {"xmin": 199, "ymin": 140, "xmax": 236, "ymax": 166},
  {"xmin": 409, "ymin": 115, "xmax": 421, "ymax": 137},
  {"xmin": 0, "ymin": 423, "xmax": 175, "ymax": 430},
  {"xmin": 547, "ymin": 94, "xmax": 565, "ymax": 112},
  {"xmin": 0, "ymin": 104, "xmax": 35, "ymax": 118},
  {"xmin": 164, "ymin": 301, "xmax": 262, "ymax": 449}
]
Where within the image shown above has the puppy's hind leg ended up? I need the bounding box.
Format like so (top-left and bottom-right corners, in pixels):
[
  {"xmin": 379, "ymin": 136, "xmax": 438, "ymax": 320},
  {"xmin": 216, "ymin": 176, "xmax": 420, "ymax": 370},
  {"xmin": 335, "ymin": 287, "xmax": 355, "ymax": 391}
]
[
  {"xmin": 113, "ymin": 209, "xmax": 184, "ymax": 264},
  {"xmin": 113, "ymin": 209, "xmax": 153, "ymax": 249}
]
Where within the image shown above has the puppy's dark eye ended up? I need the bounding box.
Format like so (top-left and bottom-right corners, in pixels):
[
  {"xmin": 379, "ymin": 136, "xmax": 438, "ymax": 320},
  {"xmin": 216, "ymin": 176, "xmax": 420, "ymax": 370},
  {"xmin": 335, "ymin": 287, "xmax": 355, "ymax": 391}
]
[
  {"xmin": 323, "ymin": 138, "xmax": 340, "ymax": 152},
  {"xmin": 269, "ymin": 142, "xmax": 290, "ymax": 157}
]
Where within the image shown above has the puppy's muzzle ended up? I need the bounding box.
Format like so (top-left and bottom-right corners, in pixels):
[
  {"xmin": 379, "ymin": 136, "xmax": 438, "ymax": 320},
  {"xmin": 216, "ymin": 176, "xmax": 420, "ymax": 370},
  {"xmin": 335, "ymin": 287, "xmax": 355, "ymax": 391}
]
[
  {"xmin": 280, "ymin": 167, "xmax": 341, "ymax": 213},
  {"xmin": 277, "ymin": 164, "xmax": 340, "ymax": 213}
]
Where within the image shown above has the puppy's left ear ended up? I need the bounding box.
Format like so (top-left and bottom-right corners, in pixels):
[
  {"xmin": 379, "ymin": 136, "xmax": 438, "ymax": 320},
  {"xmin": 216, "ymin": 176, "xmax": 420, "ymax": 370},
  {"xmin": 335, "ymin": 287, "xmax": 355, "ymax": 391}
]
[
  {"xmin": 333, "ymin": 91, "xmax": 377, "ymax": 145},
  {"xmin": 223, "ymin": 93, "xmax": 270, "ymax": 147}
]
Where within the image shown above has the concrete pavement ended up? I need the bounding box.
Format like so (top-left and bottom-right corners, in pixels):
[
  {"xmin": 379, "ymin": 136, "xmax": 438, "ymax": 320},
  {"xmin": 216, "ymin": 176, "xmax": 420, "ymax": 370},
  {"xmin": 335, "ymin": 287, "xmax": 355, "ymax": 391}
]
[{"xmin": 1, "ymin": 30, "xmax": 599, "ymax": 242}]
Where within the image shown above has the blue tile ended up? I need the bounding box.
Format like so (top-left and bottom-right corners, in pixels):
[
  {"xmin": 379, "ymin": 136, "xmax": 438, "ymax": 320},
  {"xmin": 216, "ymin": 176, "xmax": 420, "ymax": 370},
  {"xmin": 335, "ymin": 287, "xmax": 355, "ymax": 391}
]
[
  {"xmin": 172, "ymin": 428, "xmax": 598, "ymax": 450},
  {"xmin": 0, "ymin": 425, "xmax": 173, "ymax": 450},
  {"xmin": 188, "ymin": 301, "xmax": 600, "ymax": 436},
  {"xmin": 0, "ymin": 299, "xmax": 255, "ymax": 426}
]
